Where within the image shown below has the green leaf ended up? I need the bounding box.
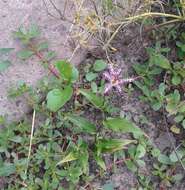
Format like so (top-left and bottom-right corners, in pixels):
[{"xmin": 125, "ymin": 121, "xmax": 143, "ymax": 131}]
[
  {"xmin": 172, "ymin": 75, "xmax": 181, "ymax": 85},
  {"xmin": 169, "ymin": 149, "xmax": 184, "ymax": 163},
  {"xmin": 57, "ymin": 151, "xmax": 78, "ymax": 165},
  {"xmin": 102, "ymin": 183, "xmax": 114, "ymax": 190},
  {"xmin": 96, "ymin": 139, "xmax": 136, "ymax": 154},
  {"xmin": 71, "ymin": 66, "xmax": 79, "ymax": 83},
  {"xmin": 67, "ymin": 115, "xmax": 96, "ymax": 134},
  {"xmin": 93, "ymin": 60, "xmax": 107, "ymax": 72},
  {"xmin": 158, "ymin": 154, "xmax": 172, "ymax": 165},
  {"xmin": 79, "ymin": 89, "xmax": 104, "ymax": 109},
  {"xmin": 0, "ymin": 60, "xmax": 11, "ymax": 72},
  {"xmin": 152, "ymin": 53, "xmax": 171, "ymax": 69},
  {"xmin": 152, "ymin": 101, "xmax": 162, "ymax": 111},
  {"xmin": 103, "ymin": 117, "xmax": 144, "ymax": 136},
  {"xmin": 17, "ymin": 50, "xmax": 34, "ymax": 60},
  {"xmin": 135, "ymin": 144, "xmax": 146, "ymax": 158},
  {"xmin": 174, "ymin": 115, "xmax": 184, "ymax": 123},
  {"xmin": 28, "ymin": 24, "xmax": 40, "ymax": 38},
  {"xmin": 85, "ymin": 72, "xmax": 98, "ymax": 81},
  {"xmin": 45, "ymin": 51, "xmax": 56, "ymax": 61},
  {"xmin": 47, "ymin": 86, "xmax": 73, "ymax": 112},
  {"xmin": 0, "ymin": 163, "xmax": 16, "ymax": 176},
  {"xmin": 125, "ymin": 160, "xmax": 137, "ymax": 172},
  {"xmin": 37, "ymin": 42, "xmax": 48, "ymax": 51},
  {"xmin": 91, "ymin": 82, "xmax": 98, "ymax": 93},
  {"xmin": 56, "ymin": 60, "xmax": 73, "ymax": 81},
  {"xmin": 0, "ymin": 48, "xmax": 14, "ymax": 55},
  {"xmin": 94, "ymin": 154, "xmax": 106, "ymax": 170},
  {"xmin": 182, "ymin": 119, "xmax": 185, "ymax": 129}
]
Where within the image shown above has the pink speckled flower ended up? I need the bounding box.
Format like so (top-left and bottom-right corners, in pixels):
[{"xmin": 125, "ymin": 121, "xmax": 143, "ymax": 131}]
[{"xmin": 103, "ymin": 65, "xmax": 138, "ymax": 94}]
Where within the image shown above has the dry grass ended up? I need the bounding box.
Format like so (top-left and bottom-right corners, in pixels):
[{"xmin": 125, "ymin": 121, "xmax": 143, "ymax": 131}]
[{"xmin": 42, "ymin": 0, "xmax": 185, "ymax": 63}]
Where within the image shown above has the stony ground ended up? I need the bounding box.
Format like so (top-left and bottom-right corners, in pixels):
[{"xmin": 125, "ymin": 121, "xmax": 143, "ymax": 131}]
[{"xmin": 0, "ymin": 0, "xmax": 87, "ymax": 121}]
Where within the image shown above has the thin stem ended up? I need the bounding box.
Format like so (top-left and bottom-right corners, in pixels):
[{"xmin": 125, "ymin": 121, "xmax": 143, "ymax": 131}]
[{"xmin": 25, "ymin": 110, "xmax": 36, "ymax": 176}]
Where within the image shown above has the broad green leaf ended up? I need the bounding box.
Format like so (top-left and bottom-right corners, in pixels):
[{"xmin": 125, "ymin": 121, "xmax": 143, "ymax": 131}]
[
  {"xmin": 170, "ymin": 149, "xmax": 184, "ymax": 163},
  {"xmin": 94, "ymin": 154, "xmax": 106, "ymax": 170},
  {"xmin": 57, "ymin": 152, "xmax": 78, "ymax": 165},
  {"xmin": 0, "ymin": 163, "xmax": 16, "ymax": 176},
  {"xmin": 172, "ymin": 75, "xmax": 181, "ymax": 85},
  {"xmin": 17, "ymin": 50, "xmax": 34, "ymax": 60},
  {"xmin": 0, "ymin": 60, "xmax": 11, "ymax": 72},
  {"xmin": 0, "ymin": 48, "xmax": 14, "ymax": 55},
  {"xmin": 79, "ymin": 89, "xmax": 104, "ymax": 109},
  {"xmin": 93, "ymin": 60, "xmax": 107, "ymax": 72},
  {"xmin": 174, "ymin": 115, "xmax": 184, "ymax": 123},
  {"xmin": 135, "ymin": 144, "xmax": 146, "ymax": 158},
  {"xmin": 67, "ymin": 115, "xmax": 96, "ymax": 134},
  {"xmin": 56, "ymin": 60, "xmax": 72, "ymax": 81},
  {"xmin": 158, "ymin": 154, "xmax": 172, "ymax": 165},
  {"xmin": 125, "ymin": 160, "xmax": 137, "ymax": 172},
  {"xmin": 103, "ymin": 117, "xmax": 144, "ymax": 136},
  {"xmin": 152, "ymin": 101, "xmax": 162, "ymax": 111},
  {"xmin": 96, "ymin": 139, "xmax": 136, "ymax": 154},
  {"xmin": 85, "ymin": 72, "xmax": 98, "ymax": 81},
  {"xmin": 47, "ymin": 86, "xmax": 73, "ymax": 112},
  {"xmin": 152, "ymin": 53, "xmax": 171, "ymax": 69}
]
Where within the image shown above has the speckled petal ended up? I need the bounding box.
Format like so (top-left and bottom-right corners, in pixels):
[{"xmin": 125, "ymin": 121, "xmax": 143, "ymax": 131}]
[
  {"xmin": 103, "ymin": 72, "xmax": 112, "ymax": 81},
  {"xmin": 104, "ymin": 83, "xmax": 113, "ymax": 94},
  {"xmin": 115, "ymin": 84, "xmax": 122, "ymax": 92}
]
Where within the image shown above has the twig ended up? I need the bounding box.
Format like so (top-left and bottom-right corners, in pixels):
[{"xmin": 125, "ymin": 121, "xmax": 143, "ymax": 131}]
[{"xmin": 25, "ymin": 110, "xmax": 36, "ymax": 176}]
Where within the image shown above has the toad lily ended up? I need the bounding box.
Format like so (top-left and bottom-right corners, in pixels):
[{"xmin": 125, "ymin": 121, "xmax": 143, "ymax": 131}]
[{"xmin": 103, "ymin": 65, "xmax": 138, "ymax": 94}]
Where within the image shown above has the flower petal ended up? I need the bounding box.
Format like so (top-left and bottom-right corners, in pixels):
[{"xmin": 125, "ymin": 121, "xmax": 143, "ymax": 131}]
[
  {"xmin": 115, "ymin": 84, "xmax": 122, "ymax": 92},
  {"xmin": 103, "ymin": 72, "xmax": 112, "ymax": 81},
  {"xmin": 104, "ymin": 83, "xmax": 112, "ymax": 94}
]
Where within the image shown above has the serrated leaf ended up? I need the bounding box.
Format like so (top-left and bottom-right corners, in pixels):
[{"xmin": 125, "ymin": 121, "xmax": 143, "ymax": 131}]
[
  {"xmin": 17, "ymin": 50, "xmax": 34, "ymax": 60},
  {"xmin": 79, "ymin": 89, "xmax": 104, "ymax": 109},
  {"xmin": 103, "ymin": 117, "xmax": 144, "ymax": 136},
  {"xmin": 46, "ymin": 86, "xmax": 73, "ymax": 112},
  {"xmin": 0, "ymin": 60, "xmax": 11, "ymax": 72},
  {"xmin": 56, "ymin": 60, "xmax": 72, "ymax": 81},
  {"xmin": 67, "ymin": 115, "xmax": 96, "ymax": 134},
  {"xmin": 85, "ymin": 72, "xmax": 98, "ymax": 81},
  {"xmin": 93, "ymin": 60, "xmax": 107, "ymax": 72}
]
